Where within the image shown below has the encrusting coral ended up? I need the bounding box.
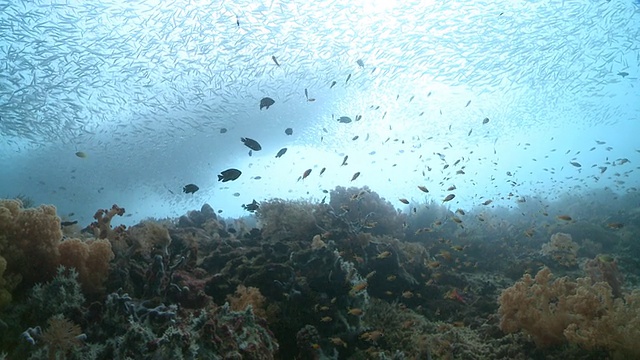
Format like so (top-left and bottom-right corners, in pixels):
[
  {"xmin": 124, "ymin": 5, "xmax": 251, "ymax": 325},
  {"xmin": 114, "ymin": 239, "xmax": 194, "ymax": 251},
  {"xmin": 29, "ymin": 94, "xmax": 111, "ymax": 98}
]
[{"xmin": 498, "ymin": 267, "xmax": 640, "ymax": 357}]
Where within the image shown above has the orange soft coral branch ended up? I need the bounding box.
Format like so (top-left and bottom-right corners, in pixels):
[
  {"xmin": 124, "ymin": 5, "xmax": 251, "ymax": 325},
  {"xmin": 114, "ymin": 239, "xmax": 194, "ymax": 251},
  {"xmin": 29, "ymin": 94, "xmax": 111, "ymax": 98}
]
[{"xmin": 91, "ymin": 204, "xmax": 126, "ymax": 239}]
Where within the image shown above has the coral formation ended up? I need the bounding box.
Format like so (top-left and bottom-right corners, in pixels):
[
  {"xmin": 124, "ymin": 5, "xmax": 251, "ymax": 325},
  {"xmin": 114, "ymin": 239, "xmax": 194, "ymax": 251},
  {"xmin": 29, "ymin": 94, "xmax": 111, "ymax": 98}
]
[
  {"xmin": 0, "ymin": 199, "xmax": 62, "ymax": 285},
  {"xmin": 90, "ymin": 204, "xmax": 126, "ymax": 240},
  {"xmin": 227, "ymin": 284, "xmax": 267, "ymax": 318},
  {"xmin": 498, "ymin": 267, "xmax": 640, "ymax": 357},
  {"xmin": 58, "ymin": 238, "xmax": 114, "ymax": 294},
  {"xmin": 540, "ymin": 232, "xmax": 579, "ymax": 267}
]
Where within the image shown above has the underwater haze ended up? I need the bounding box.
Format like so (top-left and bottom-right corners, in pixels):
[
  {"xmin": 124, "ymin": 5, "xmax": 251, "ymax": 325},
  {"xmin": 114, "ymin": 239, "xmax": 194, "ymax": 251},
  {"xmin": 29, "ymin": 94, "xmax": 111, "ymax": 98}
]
[{"xmin": 0, "ymin": 0, "xmax": 639, "ymax": 224}]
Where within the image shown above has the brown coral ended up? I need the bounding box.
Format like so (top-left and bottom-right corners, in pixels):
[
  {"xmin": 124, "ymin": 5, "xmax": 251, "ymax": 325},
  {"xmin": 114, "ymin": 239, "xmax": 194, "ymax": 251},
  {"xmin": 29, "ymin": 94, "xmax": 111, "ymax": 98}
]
[
  {"xmin": 0, "ymin": 199, "xmax": 62, "ymax": 285},
  {"xmin": 58, "ymin": 238, "xmax": 114, "ymax": 294},
  {"xmin": 227, "ymin": 284, "xmax": 267, "ymax": 318},
  {"xmin": 498, "ymin": 267, "xmax": 640, "ymax": 356},
  {"xmin": 90, "ymin": 204, "xmax": 126, "ymax": 239},
  {"xmin": 41, "ymin": 316, "xmax": 84, "ymax": 360}
]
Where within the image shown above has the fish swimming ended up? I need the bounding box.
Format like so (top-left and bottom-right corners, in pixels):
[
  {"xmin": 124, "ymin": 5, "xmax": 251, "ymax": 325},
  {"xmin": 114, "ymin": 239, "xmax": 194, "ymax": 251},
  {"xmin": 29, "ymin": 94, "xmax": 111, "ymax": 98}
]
[
  {"xmin": 351, "ymin": 172, "xmax": 360, "ymax": 181},
  {"xmin": 241, "ymin": 137, "xmax": 262, "ymax": 151},
  {"xmin": 482, "ymin": 118, "xmax": 490, "ymax": 124},
  {"xmin": 183, "ymin": 184, "xmax": 199, "ymax": 194},
  {"xmin": 341, "ymin": 155, "xmax": 348, "ymax": 166},
  {"xmin": 330, "ymin": 81, "xmax": 337, "ymax": 89},
  {"xmin": 218, "ymin": 168, "xmax": 242, "ymax": 182},
  {"xmin": 443, "ymin": 194, "xmax": 455, "ymax": 202},
  {"xmin": 338, "ymin": 116, "xmax": 352, "ymax": 123},
  {"xmin": 275, "ymin": 148, "xmax": 287, "ymax": 158},
  {"xmin": 220, "ymin": 128, "xmax": 228, "ymax": 133},
  {"xmin": 285, "ymin": 127, "xmax": 293, "ymax": 135},
  {"xmin": 302, "ymin": 168, "xmax": 312, "ymax": 180},
  {"xmin": 356, "ymin": 59, "xmax": 364, "ymax": 68},
  {"xmin": 242, "ymin": 199, "xmax": 260, "ymax": 212},
  {"xmin": 260, "ymin": 97, "xmax": 275, "ymax": 110},
  {"xmin": 60, "ymin": 220, "xmax": 78, "ymax": 227},
  {"xmin": 272, "ymin": 56, "xmax": 280, "ymax": 67},
  {"xmin": 75, "ymin": 151, "xmax": 87, "ymax": 158}
]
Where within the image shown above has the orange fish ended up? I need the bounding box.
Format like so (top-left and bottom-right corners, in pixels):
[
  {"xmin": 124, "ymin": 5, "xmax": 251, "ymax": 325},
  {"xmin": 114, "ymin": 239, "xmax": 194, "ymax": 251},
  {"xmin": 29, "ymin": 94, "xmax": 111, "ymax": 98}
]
[{"xmin": 302, "ymin": 169, "xmax": 312, "ymax": 180}]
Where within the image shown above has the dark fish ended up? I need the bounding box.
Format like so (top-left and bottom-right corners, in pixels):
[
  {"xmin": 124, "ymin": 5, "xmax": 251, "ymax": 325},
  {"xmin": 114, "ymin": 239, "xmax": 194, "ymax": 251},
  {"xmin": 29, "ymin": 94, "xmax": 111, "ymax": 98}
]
[
  {"xmin": 617, "ymin": 71, "xmax": 629, "ymax": 77},
  {"xmin": 570, "ymin": 161, "xmax": 582, "ymax": 168},
  {"xmin": 60, "ymin": 220, "xmax": 78, "ymax": 227},
  {"xmin": 319, "ymin": 167, "xmax": 326, "ymax": 176},
  {"xmin": 260, "ymin": 97, "xmax": 275, "ymax": 110},
  {"xmin": 356, "ymin": 59, "xmax": 365, "ymax": 68},
  {"xmin": 338, "ymin": 116, "xmax": 352, "ymax": 123},
  {"xmin": 341, "ymin": 155, "xmax": 348, "ymax": 166},
  {"xmin": 465, "ymin": 100, "xmax": 471, "ymax": 107},
  {"xmin": 218, "ymin": 168, "xmax": 242, "ymax": 182},
  {"xmin": 442, "ymin": 194, "xmax": 455, "ymax": 202},
  {"xmin": 330, "ymin": 81, "xmax": 337, "ymax": 88},
  {"xmin": 302, "ymin": 168, "xmax": 312, "ymax": 180},
  {"xmin": 242, "ymin": 199, "xmax": 260, "ymax": 212},
  {"xmin": 272, "ymin": 56, "xmax": 280, "ymax": 66},
  {"xmin": 351, "ymin": 172, "xmax": 361, "ymax": 181},
  {"xmin": 227, "ymin": 227, "xmax": 237, "ymax": 234},
  {"xmin": 345, "ymin": 73, "xmax": 351, "ymax": 84},
  {"xmin": 275, "ymin": 148, "xmax": 287, "ymax": 158},
  {"xmin": 285, "ymin": 127, "xmax": 293, "ymax": 135},
  {"xmin": 75, "ymin": 151, "xmax": 87, "ymax": 158},
  {"xmin": 355, "ymin": 115, "xmax": 362, "ymax": 121},
  {"xmin": 241, "ymin": 137, "xmax": 262, "ymax": 151},
  {"xmin": 482, "ymin": 118, "xmax": 489, "ymax": 124},
  {"xmin": 417, "ymin": 185, "xmax": 429, "ymax": 193},
  {"xmin": 352, "ymin": 135, "xmax": 359, "ymax": 141},
  {"xmin": 220, "ymin": 128, "xmax": 228, "ymax": 134},
  {"xmin": 304, "ymin": 88, "xmax": 309, "ymax": 100},
  {"xmin": 183, "ymin": 184, "xmax": 199, "ymax": 194}
]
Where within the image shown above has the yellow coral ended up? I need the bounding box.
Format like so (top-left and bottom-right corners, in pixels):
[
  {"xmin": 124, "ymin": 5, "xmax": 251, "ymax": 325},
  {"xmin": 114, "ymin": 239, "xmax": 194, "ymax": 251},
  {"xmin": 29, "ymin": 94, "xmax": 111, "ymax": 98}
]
[
  {"xmin": 58, "ymin": 238, "xmax": 114, "ymax": 294},
  {"xmin": 498, "ymin": 267, "xmax": 640, "ymax": 356}
]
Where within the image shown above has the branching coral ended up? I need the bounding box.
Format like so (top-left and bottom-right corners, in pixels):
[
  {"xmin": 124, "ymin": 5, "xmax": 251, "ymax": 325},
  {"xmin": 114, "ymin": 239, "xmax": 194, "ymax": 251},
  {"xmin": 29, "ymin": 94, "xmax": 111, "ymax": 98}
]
[
  {"xmin": 90, "ymin": 204, "xmax": 125, "ymax": 240},
  {"xmin": 498, "ymin": 267, "xmax": 640, "ymax": 357},
  {"xmin": 58, "ymin": 238, "xmax": 114, "ymax": 294}
]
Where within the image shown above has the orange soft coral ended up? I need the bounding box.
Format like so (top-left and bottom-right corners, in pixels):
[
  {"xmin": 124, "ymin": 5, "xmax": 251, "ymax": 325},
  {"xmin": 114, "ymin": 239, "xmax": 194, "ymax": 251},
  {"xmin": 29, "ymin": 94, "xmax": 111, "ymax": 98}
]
[
  {"xmin": 498, "ymin": 267, "xmax": 640, "ymax": 357},
  {"xmin": 58, "ymin": 238, "xmax": 114, "ymax": 294},
  {"xmin": 0, "ymin": 199, "xmax": 62, "ymax": 285},
  {"xmin": 90, "ymin": 204, "xmax": 126, "ymax": 239}
]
